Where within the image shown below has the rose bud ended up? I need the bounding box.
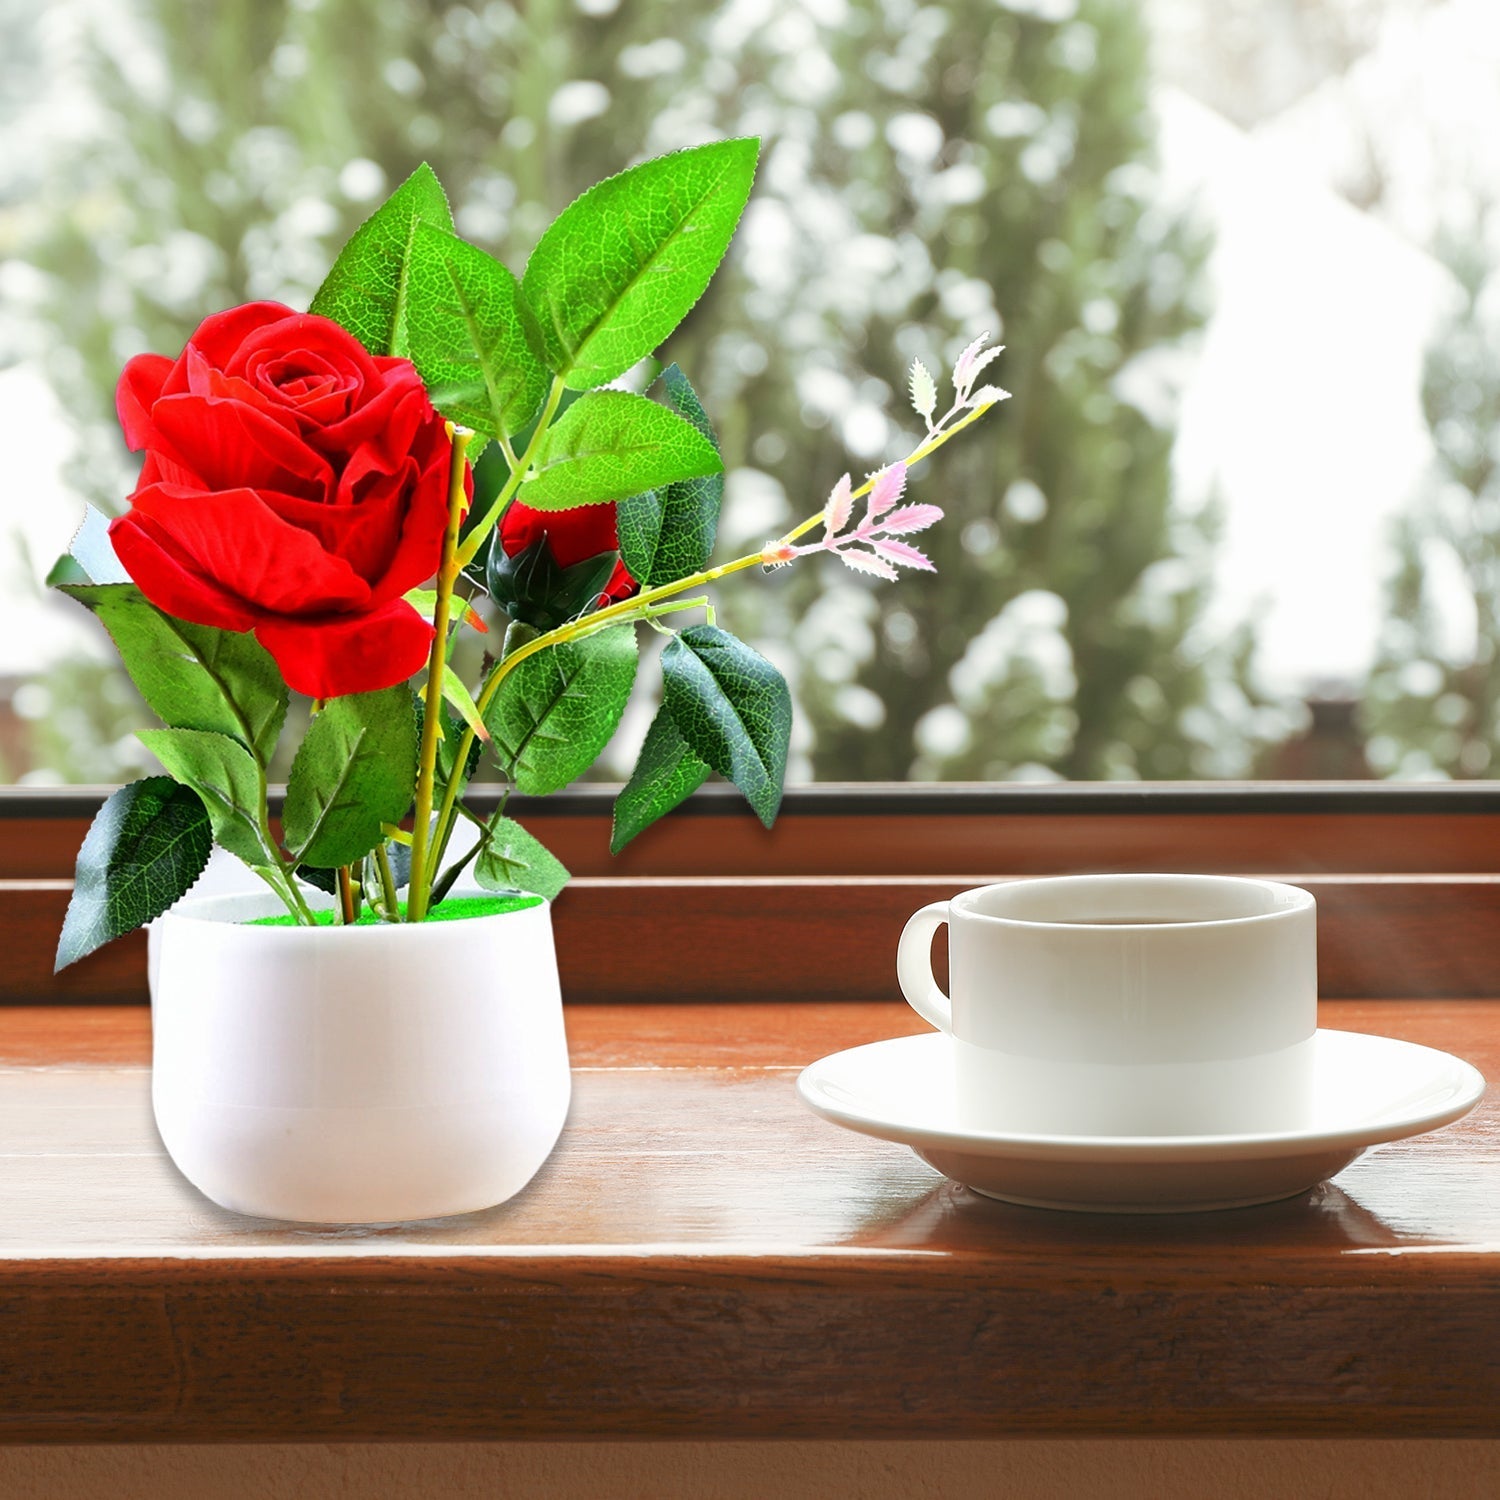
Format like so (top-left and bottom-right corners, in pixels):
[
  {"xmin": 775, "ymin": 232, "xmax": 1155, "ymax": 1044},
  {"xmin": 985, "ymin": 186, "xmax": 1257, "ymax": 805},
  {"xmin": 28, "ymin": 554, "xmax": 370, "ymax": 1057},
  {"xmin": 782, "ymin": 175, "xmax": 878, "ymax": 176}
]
[
  {"xmin": 487, "ymin": 498, "xmax": 638, "ymax": 631},
  {"xmin": 108, "ymin": 302, "xmax": 469, "ymax": 700}
]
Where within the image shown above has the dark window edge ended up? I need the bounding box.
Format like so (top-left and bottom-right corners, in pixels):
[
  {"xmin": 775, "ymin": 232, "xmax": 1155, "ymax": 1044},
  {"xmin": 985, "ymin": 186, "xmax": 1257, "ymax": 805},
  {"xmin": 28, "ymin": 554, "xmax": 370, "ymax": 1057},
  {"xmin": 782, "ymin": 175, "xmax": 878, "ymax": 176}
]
[{"xmin": 7, "ymin": 781, "xmax": 1500, "ymax": 820}]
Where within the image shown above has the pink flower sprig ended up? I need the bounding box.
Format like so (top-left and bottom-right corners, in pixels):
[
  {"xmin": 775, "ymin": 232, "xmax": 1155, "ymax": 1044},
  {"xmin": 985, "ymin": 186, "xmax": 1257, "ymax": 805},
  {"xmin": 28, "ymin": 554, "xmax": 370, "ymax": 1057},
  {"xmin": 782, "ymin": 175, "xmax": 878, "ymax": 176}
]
[
  {"xmin": 762, "ymin": 462, "xmax": 943, "ymax": 581},
  {"xmin": 909, "ymin": 331, "xmax": 1009, "ymax": 436},
  {"xmin": 756, "ymin": 332, "xmax": 1005, "ymax": 585}
]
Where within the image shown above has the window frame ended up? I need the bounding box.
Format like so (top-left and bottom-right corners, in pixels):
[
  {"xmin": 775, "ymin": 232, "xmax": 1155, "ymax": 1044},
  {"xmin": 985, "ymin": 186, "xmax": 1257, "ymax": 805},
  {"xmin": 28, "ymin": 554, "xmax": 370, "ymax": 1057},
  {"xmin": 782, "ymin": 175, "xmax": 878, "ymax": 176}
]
[
  {"xmin": 5, "ymin": 782, "xmax": 1498, "ymax": 1439},
  {"xmin": 4, "ymin": 781, "xmax": 1497, "ymax": 1006}
]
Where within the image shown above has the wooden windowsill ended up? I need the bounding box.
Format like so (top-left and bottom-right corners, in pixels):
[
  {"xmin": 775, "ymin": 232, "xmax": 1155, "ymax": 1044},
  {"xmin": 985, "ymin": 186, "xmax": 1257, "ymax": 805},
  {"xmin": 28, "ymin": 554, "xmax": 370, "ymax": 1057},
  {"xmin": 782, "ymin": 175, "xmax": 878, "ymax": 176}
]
[{"xmin": 1, "ymin": 997, "xmax": 1497, "ymax": 1443}]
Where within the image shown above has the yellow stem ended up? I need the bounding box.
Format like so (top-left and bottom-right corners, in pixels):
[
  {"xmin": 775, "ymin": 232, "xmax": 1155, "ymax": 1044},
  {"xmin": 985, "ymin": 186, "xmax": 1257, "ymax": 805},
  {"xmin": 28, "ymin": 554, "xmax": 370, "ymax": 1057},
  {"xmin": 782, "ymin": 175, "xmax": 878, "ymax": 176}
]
[
  {"xmin": 430, "ymin": 395, "xmax": 1003, "ymax": 858},
  {"xmin": 455, "ymin": 376, "xmax": 567, "ymax": 571},
  {"xmin": 473, "ymin": 397, "xmax": 1002, "ymax": 716},
  {"xmin": 406, "ymin": 422, "xmax": 474, "ymax": 922}
]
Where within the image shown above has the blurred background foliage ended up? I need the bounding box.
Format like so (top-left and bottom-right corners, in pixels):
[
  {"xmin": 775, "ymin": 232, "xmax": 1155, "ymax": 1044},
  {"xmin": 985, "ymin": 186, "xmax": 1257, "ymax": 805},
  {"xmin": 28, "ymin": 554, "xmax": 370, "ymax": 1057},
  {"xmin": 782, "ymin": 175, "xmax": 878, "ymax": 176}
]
[
  {"xmin": 3, "ymin": 0, "xmax": 1495, "ymax": 784},
  {"xmin": 1365, "ymin": 210, "xmax": 1500, "ymax": 779}
]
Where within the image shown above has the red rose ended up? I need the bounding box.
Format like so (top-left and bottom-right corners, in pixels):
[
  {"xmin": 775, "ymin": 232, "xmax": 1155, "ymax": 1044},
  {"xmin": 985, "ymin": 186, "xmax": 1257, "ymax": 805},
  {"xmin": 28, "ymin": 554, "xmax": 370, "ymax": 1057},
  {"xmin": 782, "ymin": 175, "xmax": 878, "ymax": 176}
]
[
  {"xmin": 499, "ymin": 500, "xmax": 636, "ymax": 605},
  {"xmin": 109, "ymin": 302, "xmax": 468, "ymax": 699}
]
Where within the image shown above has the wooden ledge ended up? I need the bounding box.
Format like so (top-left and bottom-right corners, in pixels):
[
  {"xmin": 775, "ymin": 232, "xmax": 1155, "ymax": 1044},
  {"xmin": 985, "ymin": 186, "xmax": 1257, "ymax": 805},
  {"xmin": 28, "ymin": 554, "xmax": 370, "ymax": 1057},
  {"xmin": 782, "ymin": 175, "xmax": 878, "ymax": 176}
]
[
  {"xmin": 14, "ymin": 874, "xmax": 1500, "ymax": 1005},
  {"xmin": 1, "ymin": 999, "xmax": 1498, "ymax": 1442}
]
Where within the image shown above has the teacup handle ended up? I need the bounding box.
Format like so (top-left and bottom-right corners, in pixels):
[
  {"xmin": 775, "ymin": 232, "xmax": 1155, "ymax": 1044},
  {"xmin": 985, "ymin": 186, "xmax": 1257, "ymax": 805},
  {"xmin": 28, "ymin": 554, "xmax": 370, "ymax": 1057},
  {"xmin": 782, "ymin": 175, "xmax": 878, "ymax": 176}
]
[{"xmin": 897, "ymin": 901, "xmax": 953, "ymax": 1033}]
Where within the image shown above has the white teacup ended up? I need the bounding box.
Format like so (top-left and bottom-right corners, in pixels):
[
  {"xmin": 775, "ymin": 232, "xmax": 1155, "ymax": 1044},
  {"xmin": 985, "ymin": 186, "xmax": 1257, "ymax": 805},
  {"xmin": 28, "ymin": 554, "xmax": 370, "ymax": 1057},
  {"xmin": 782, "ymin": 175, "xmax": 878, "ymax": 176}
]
[{"xmin": 897, "ymin": 873, "xmax": 1318, "ymax": 1137}]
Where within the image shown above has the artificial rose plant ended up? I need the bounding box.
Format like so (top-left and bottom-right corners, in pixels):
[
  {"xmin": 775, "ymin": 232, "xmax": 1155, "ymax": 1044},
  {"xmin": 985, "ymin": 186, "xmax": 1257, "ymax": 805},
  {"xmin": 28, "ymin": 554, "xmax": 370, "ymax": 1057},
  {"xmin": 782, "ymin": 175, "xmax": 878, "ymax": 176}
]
[
  {"xmin": 110, "ymin": 301, "xmax": 465, "ymax": 699},
  {"xmin": 52, "ymin": 140, "xmax": 1004, "ymax": 964}
]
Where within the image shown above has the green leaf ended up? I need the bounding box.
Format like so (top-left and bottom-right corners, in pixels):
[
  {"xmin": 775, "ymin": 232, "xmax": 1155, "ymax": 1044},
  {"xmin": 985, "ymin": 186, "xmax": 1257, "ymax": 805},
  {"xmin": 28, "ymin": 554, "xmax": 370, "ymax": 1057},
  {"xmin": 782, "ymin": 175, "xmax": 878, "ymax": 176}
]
[
  {"xmin": 402, "ymin": 587, "xmax": 487, "ymax": 639},
  {"xmin": 442, "ymin": 664, "xmax": 489, "ymax": 745},
  {"xmin": 403, "ymin": 587, "xmax": 442, "ymax": 616},
  {"xmin": 283, "ymin": 686, "xmax": 418, "ymax": 868},
  {"xmin": 611, "ymin": 704, "xmax": 711, "ymax": 854},
  {"xmin": 475, "ymin": 815, "xmax": 570, "ymax": 901},
  {"xmin": 45, "ymin": 553, "xmax": 89, "ymax": 589},
  {"xmin": 137, "ymin": 727, "xmax": 275, "ymax": 868},
  {"xmin": 61, "ymin": 583, "xmax": 287, "ymax": 764},
  {"xmin": 310, "ymin": 162, "xmax": 454, "ymax": 357},
  {"xmin": 617, "ymin": 365, "xmax": 723, "ymax": 587},
  {"xmin": 660, "ymin": 625, "xmax": 791, "ymax": 829},
  {"xmin": 520, "ymin": 137, "xmax": 759, "ymax": 389},
  {"xmin": 517, "ymin": 390, "xmax": 721, "ymax": 512},
  {"xmin": 484, "ymin": 624, "xmax": 638, "ymax": 794},
  {"xmin": 427, "ymin": 836, "xmax": 477, "ymax": 910},
  {"xmin": 295, "ymin": 862, "xmax": 340, "ymax": 896},
  {"xmin": 405, "ymin": 223, "xmax": 550, "ymax": 441},
  {"xmin": 55, "ymin": 778, "xmax": 212, "ymax": 971}
]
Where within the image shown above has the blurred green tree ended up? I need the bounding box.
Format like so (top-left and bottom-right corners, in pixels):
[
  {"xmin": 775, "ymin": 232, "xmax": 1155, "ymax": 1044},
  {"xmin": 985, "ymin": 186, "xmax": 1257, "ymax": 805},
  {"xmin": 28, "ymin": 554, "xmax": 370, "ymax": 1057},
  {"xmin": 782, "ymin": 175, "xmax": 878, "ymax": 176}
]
[
  {"xmin": 15, "ymin": 0, "xmax": 1270, "ymax": 782},
  {"xmin": 23, "ymin": 0, "xmax": 703, "ymax": 510},
  {"xmin": 18, "ymin": 0, "xmax": 717, "ymax": 777},
  {"xmin": 1363, "ymin": 219, "xmax": 1500, "ymax": 779},
  {"xmin": 653, "ymin": 0, "xmax": 1274, "ymax": 780}
]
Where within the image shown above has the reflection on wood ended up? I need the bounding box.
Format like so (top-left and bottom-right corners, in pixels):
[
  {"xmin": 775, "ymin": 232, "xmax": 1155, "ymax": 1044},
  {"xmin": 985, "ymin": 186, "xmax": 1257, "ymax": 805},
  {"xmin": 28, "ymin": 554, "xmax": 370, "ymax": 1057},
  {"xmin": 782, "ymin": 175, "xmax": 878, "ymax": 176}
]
[{"xmin": 0, "ymin": 1000, "xmax": 1497, "ymax": 1440}]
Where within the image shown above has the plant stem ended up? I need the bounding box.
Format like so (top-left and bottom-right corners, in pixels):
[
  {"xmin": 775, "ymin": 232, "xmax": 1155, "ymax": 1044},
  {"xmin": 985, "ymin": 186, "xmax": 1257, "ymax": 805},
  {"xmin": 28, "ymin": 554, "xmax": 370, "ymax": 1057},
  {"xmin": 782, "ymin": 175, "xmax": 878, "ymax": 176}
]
[
  {"xmin": 281, "ymin": 866, "xmax": 317, "ymax": 923},
  {"xmin": 470, "ymin": 554, "xmax": 758, "ymax": 722},
  {"xmin": 455, "ymin": 375, "xmax": 567, "ymax": 571},
  {"xmin": 477, "ymin": 394, "xmax": 1002, "ymax": 694},
  {"xmin": 374, "ymin": 843, "xmax": 401, "ymax": 920},
  {"xmin": 426, "ymin": 627, "xmax": 531, "ymax": 881},
  {"xmin": 431, "ymin": 786, "xmax": 507, "ymax": 907},
  {"xmin": 255, "ymin": 764, "xmax": 317, "ymax": 924},
  {"xmin": 336, "ymin": 864, "xmax": 357, "ymax": 925},
  {"xmin": 427, "ymin": 826, "xmax": 484, "ymax": 908},
  {"xmin": 406, "ymin": 422, "xmax": 474, "ymax": 923},
  {"xmin": 427, "ymin": 778, "xmax": 468, "ymax": 886},
  {"xmin": 424, "ymin": 396, "xmax": 1002, "ymax": 873},
  {"xmin": 252, "ymin": 861, "xmax": 313, "ymax": 924},
  {"xmin": 640, "ymin": 595, "xmax": 710, "ymax": 634}
]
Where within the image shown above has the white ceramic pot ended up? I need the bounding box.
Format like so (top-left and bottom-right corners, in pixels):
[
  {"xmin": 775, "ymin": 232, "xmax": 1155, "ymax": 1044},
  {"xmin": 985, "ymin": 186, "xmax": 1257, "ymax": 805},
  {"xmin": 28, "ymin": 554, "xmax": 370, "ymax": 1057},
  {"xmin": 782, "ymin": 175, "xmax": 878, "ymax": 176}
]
[{"xmin": 147, "ymin": 889, "xmax": 571, "ymax": 1224}]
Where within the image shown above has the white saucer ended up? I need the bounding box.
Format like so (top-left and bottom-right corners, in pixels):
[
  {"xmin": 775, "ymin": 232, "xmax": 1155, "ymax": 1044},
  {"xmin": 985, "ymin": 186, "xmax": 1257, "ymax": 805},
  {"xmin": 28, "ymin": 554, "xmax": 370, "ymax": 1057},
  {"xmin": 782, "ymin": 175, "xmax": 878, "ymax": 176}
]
[{"xmin": 796, "ymin": 1030, "xmax": 1485, "ymax": 1214}]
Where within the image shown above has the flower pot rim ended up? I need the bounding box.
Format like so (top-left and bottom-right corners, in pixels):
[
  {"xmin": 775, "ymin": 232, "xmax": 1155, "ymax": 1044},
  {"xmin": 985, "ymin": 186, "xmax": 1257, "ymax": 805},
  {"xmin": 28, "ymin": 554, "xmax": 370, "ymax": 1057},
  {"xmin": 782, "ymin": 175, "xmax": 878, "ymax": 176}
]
[{"xmin": 158, "ymin": 887, "xmax": 549, "ymax": 935}]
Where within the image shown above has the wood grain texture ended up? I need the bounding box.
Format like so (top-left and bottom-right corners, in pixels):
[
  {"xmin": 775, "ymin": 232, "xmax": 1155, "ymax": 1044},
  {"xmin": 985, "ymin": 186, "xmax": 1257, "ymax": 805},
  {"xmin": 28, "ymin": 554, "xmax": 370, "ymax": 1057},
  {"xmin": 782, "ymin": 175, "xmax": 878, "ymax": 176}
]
[
  {"xmin": 0, "ymin": 1000, "xmax": 1496, "ymax": 1442},
  {"xmin": 589, "ymin": 809, "xmax": 1500, "ymax": 879},
  {"xmin": 12, "ymin": 874, "xmax": 1500, "ymax": 1005},
  {"xmin": 13, "ymin": 786, "xmax": 1500, "ymax": 880}
]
